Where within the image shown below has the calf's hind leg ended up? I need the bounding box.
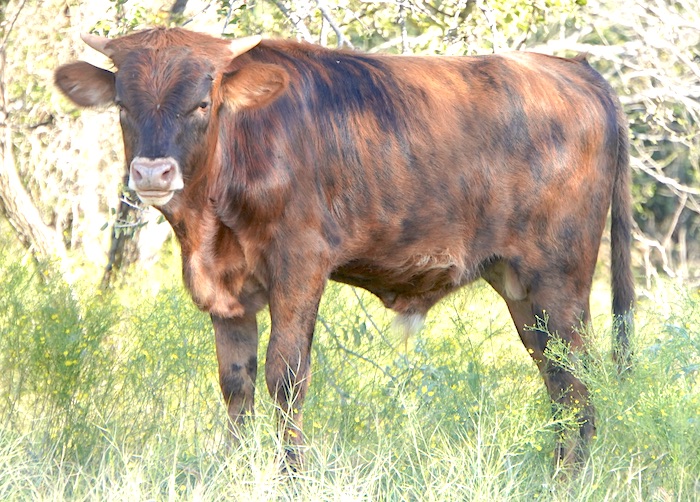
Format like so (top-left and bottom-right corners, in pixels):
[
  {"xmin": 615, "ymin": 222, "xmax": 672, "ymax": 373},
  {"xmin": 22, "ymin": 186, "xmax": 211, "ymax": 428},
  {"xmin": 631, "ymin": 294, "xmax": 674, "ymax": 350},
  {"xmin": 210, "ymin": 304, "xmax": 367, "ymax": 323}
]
[
  {"xmin": 512, "ymin": 295, "xmax": 595, "ymax": 466},
  {"xmin": 484, "ymin": 265, "xmax": 595, "ymax": 467}
]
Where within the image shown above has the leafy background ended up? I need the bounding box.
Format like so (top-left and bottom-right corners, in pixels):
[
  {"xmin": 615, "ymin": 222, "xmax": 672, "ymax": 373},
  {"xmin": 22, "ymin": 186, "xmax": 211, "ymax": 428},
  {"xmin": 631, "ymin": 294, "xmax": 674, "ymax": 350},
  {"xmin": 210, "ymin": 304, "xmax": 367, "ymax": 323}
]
[{"xmin": 0, "ymin": 0, "xmax": 698, "ymax": 500}]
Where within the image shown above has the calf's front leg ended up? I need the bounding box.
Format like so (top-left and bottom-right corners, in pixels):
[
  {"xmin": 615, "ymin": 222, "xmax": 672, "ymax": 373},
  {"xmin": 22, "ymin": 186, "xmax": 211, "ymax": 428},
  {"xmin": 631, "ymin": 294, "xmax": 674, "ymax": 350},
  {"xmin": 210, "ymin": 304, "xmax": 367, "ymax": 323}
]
[
  {"xmin": 265, "ymin": 273, "xmax": 326, "ymax": 469},
  {"xmin": 212, "ymin": 314, "xmax": 259, "ymax": 441}
]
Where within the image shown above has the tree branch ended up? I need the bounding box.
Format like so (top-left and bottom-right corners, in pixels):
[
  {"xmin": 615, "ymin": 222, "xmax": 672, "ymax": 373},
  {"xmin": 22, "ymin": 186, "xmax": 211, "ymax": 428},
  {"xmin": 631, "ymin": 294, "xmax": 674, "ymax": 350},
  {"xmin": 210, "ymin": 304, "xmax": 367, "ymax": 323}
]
[
  {"xmin": 631, "ymin": 156, "xmax": 700, "ymax": 197},
  {"xmin": 270, "ymin": 1, "xmax": 315, "ymax": 43},
  {"xmin": 0, "ymin": 0, "xmax": 28, "ymax": 51},
  {"xmin": 315, "ymin": 0, "xmax": 354, "ymax": 48},
  {"xmin": 476, "ymin": 0, "xmax": 499, "ymax": 52},
  {"xmin": 317, "ymin": 315, "xmax": 396, "ymax": 383}
]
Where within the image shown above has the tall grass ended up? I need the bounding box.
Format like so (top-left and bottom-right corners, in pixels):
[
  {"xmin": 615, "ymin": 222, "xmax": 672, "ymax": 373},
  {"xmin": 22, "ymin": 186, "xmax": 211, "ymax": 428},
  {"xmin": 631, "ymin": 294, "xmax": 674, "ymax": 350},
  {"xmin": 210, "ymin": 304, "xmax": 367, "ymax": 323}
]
[{"xmin": 0, "ymin": 233, "xmax": 698, "ymax": 500}]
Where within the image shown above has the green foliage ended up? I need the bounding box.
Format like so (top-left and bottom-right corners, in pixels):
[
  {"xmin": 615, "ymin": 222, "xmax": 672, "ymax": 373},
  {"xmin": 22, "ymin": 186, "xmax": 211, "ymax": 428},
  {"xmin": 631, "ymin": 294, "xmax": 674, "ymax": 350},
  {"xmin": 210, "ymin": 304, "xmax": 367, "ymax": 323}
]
[
  {"xmin": 579, "ymin": 0, "xmax": 700, "ymax": 283},
  {"xmin": 0, "ymin": 237, "xmax": 698, "ymax": 499},
  {"xmin": 0, "ymin": 242, "xmax": 116, "ymax": 456},
  {"xmin": 93, "ymin": 0, "xmax": 172, "ymax": 36},
  {"xmin": 0, "ymin": 230, "xmax": 215, "ymax": 460},
  {"xmin": 223, "ymin": 0, "xmax": 586, "ymax": 53}
]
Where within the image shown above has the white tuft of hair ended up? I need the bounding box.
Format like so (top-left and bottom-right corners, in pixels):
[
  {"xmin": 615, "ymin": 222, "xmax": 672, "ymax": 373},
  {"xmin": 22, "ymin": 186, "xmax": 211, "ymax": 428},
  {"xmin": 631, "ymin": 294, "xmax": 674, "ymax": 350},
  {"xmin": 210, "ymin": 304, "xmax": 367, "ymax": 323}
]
[{"xmin": 392, "ymin": 312, "xmax": 426, "ymax": 344}]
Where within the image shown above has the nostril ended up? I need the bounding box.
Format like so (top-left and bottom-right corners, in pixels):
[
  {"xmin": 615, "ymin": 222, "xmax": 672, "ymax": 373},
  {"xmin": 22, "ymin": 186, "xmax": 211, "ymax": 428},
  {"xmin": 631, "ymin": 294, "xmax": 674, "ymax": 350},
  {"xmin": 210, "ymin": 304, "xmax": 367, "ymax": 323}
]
[{"xmin": 160, "ymin": 164, "xmax": 174, "ymax": 182}]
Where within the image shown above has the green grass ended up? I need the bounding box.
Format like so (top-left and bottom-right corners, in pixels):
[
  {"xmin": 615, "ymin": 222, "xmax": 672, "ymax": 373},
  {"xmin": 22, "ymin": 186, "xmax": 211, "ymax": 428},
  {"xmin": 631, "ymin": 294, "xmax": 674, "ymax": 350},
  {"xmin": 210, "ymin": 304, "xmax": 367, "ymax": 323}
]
[{"xmin": 0, "ymin": 234, "xmax": 698, "ymax": 501}]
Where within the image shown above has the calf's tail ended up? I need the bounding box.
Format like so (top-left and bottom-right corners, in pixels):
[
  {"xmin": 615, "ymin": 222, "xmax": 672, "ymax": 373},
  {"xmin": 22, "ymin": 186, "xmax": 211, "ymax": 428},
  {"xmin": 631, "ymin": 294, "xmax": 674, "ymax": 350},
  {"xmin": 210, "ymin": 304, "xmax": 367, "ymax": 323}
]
[{"xmin": 610, "ymin": 106, "xmax": 635, "ymax": 372}]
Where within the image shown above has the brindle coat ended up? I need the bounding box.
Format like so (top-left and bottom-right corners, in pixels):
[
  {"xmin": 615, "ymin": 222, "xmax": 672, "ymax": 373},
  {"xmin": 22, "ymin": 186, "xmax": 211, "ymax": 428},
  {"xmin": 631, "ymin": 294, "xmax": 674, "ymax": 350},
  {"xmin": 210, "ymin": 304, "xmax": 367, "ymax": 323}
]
[{"xmin": 55, "ymin": 28, "xmax": 634, "ymax": 468}]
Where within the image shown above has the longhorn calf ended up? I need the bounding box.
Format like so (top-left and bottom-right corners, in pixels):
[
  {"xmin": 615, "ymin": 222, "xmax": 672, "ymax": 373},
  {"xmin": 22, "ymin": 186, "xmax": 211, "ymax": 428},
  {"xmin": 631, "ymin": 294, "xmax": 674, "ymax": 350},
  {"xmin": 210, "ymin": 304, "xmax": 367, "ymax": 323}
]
[{"xmin": 55, "ymin": 27, "xmax": 635, "ymax": 468}]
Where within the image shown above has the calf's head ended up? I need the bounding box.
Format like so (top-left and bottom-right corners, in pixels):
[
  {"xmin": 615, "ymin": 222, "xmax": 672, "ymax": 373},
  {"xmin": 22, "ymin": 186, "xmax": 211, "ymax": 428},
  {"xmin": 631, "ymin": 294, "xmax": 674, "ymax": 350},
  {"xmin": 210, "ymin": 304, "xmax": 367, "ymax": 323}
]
[{"xmin": 55, "ymin": 29, "xmax": 289, "ymax": 206}]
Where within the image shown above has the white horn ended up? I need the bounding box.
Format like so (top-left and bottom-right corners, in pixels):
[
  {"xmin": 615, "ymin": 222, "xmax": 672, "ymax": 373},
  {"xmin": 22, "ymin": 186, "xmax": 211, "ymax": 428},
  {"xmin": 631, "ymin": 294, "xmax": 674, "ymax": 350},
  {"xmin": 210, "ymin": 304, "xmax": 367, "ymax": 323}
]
[
  {"xmin": 229, "ymin": 35, "xmax": 262, "ymax": 59},
  {"xmin": 80, "ymin": 32, "xmax": 114, "ymax": 58}
]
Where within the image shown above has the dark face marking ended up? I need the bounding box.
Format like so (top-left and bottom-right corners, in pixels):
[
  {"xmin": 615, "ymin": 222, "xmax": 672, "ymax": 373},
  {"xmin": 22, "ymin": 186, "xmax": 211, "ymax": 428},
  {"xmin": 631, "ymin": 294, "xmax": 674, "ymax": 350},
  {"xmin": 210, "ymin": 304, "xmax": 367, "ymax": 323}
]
[{"xmin": 115, "ymin": 49, "xmax": 215, "ymax": 175}]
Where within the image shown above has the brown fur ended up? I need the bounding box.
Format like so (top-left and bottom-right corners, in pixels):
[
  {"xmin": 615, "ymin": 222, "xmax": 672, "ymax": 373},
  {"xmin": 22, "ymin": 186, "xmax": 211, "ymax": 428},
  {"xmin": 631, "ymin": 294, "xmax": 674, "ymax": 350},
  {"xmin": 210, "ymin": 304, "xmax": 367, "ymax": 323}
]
[{"xmin": 55, "ymin": 28, "xmax": 635, "ymax": 469}]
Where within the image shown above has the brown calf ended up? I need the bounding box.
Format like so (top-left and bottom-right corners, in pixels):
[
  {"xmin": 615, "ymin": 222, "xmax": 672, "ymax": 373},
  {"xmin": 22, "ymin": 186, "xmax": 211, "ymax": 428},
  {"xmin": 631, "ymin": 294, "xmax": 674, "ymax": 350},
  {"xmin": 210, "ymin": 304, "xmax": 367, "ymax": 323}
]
[{"xmin": 55, "ymin": 28, "xmax": 634, "ymax": 468}]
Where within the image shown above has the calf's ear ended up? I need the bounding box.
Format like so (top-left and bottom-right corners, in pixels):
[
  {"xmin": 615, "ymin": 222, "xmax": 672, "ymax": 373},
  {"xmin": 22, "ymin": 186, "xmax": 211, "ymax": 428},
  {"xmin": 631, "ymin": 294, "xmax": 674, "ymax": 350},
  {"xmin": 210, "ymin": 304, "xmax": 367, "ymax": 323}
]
[
  {"xmin": 221, "ymin": 63, "xmax": 289, "ymax": 111},
  {"xmin": 54, "ymin": 61, "xmax": 116, "ymax": 107}
]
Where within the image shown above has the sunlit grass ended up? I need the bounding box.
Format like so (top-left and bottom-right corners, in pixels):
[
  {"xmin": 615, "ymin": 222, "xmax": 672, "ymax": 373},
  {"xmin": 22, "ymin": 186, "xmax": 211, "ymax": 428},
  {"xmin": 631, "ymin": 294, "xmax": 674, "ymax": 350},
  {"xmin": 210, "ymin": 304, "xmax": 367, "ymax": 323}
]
[{"xmin": 0, "ymin": 232, "xmax": 698, "ymax": 500}]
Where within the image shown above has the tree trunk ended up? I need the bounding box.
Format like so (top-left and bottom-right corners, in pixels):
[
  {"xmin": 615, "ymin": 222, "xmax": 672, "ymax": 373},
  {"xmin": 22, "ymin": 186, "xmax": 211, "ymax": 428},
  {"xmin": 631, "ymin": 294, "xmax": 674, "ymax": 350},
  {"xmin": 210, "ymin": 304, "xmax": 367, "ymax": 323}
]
[
  {"xmin": 0, "ymin": 42, "xmax": 66, "ymax": 267},
  {"xmin": 100, "ymin": 184, "xmax": 141, "ymax": 289}
]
